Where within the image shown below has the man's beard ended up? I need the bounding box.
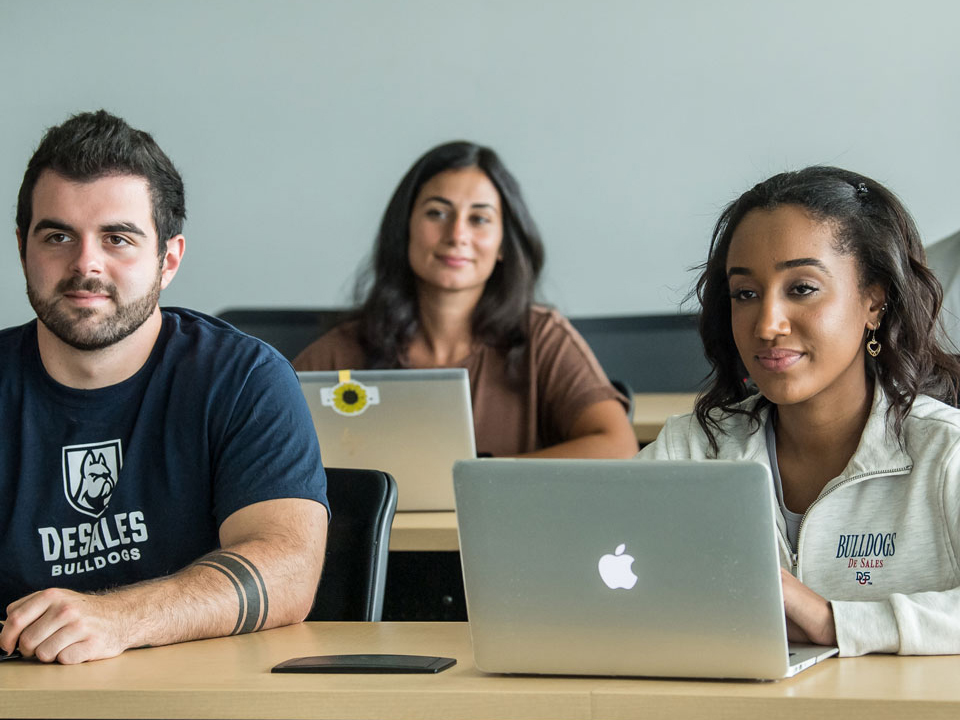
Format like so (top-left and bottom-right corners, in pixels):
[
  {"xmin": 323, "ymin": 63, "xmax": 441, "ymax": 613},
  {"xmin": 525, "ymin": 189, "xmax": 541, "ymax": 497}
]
[{"xmin": 26, "ymin": 273, "xmax": 162, "ymax": 351}]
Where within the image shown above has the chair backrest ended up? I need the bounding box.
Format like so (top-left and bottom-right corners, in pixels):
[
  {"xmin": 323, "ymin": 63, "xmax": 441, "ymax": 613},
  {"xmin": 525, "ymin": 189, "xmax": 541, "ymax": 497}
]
[
  {"xmin": 609, "ymin": 378, "xmax": 635, "ymax": 423},
  {"xmin": 217, "ymin": 308, "xmax": 353, "ymax": 361},
  {"xmin": 309, "ymin": 467, "xmax": 398, "ymax": 621},
  {"xmin": 217, "ymin": 307, "xmax": 710, "ymax": 393},
  {"xmin": 569, "ymin": 313, "xmax": 710, "ymax": 393}
]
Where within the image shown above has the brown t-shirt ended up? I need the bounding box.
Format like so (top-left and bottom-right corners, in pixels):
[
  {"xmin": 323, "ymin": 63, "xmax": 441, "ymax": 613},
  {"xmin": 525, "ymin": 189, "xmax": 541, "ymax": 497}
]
[{"xmin": 293, "ymin": 306, "xmax": 626, "ymax": 457}]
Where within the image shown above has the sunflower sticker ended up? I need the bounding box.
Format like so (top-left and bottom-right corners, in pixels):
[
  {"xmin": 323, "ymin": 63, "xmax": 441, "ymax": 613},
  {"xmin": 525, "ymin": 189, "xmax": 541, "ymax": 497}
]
[{"xmin": 320, "ymin": 370, "xmax": 380, "ymax": 417}]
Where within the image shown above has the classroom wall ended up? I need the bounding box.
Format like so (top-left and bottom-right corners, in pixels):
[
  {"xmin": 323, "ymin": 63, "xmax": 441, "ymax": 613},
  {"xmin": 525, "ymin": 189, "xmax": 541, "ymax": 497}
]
[{"xmin": 2, "ymin": 0, "xmax": 958, "ymax": 331}]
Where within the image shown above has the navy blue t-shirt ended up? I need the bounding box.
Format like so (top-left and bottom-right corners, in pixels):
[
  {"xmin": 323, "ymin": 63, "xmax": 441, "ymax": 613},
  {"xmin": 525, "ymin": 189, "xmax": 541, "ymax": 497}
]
[{"xmin": 0, "ymin": 308, "xmax": 328, "ymax": 611}]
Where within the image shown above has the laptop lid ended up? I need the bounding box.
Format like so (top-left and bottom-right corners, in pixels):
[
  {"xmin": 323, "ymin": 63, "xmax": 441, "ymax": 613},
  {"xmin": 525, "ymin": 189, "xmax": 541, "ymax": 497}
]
[
  {"xmin": 299, "ymin": 369, "xmax": 476, "ymax": 511},
  {"xmin": 453, "ymin": 459, "xmax": 837, "ymax": 680}
]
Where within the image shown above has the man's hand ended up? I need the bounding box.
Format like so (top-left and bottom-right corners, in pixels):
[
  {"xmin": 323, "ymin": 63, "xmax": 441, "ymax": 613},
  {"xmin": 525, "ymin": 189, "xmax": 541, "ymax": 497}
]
[
  {"xmin": 1, "ymin": 588, "xmax": 132, "ymax": 664},
  {"xmin": 781, "ymin": 567, "xmax": 837, "ymax": 646}
]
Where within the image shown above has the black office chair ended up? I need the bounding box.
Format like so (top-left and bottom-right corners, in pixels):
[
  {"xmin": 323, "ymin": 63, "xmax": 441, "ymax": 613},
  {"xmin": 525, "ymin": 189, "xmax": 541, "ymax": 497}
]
[
  {"xmin": 569, "ymin": 313, "xmax": 710, "ymax": 393},
  {"xmin": 217, "ymin": 308, "xmax": 353, "ymax": 362},
  {"xmin": 308, "ymin": 467, "xmax": 398, "ymax": 621},
  {"xmin": 610, "ymin": 378, "xmax": 635, "ymax": 423}
]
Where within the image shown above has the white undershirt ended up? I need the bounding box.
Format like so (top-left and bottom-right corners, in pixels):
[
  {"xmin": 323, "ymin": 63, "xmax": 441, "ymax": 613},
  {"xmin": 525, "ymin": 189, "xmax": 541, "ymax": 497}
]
[{"xmin": 765, "ymin": 413, "xmax": 803, "ymax": 551}]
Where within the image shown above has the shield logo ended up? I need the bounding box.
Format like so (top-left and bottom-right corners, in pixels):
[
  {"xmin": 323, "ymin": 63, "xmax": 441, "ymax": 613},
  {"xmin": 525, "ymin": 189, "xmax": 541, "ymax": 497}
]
[{"xmin": 62, "ymin": 440, "xmax": 123, "ymax": 518}]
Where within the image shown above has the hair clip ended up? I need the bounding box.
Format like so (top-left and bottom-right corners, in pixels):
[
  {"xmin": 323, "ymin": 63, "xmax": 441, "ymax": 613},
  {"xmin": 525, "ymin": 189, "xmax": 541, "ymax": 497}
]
[{"xmin": 856, "ymin": 182, "xmax": 868, "ymax": 196}]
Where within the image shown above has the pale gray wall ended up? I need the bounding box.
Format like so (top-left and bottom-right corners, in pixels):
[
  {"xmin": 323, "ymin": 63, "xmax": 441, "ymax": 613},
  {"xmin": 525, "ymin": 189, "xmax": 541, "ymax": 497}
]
[{"xmin": 2, "ymin": 0, "xmax": 959, "ymax": 331}]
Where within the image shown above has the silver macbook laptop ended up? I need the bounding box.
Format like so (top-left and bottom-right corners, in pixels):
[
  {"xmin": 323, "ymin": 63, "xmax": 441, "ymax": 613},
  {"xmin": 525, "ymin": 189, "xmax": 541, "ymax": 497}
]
[
  {"xmin": 453, "ymin": 459, "xmax": 838, "ymax": 680},
  {"xmin": 299, "ymin": 369, "xmax": 476, "ymax": 511}
]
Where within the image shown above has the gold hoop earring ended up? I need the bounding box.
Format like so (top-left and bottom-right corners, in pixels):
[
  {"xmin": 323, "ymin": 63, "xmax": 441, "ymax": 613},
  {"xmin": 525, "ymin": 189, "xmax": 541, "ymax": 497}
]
[{"xmin": 866, "ymin": 325, "xmax": 881, "ymax": 358}]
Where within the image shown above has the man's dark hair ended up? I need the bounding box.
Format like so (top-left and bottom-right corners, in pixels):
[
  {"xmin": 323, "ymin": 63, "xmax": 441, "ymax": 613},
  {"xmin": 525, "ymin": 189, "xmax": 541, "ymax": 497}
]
[
  {"xmin": 354, "ymin": 140, "xmax": 545, "ymax": 383},
  {"xmin": 16, "ymin": 109, "xmax": 185, "ymax": 258},
  {"xmin": 694, "ymin": 165, "xmax": 960, "ymax": 454}
]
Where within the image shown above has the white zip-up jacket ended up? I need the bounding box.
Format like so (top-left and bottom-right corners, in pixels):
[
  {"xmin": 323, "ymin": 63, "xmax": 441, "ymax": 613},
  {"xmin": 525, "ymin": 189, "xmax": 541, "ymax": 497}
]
[{"xmin": 637, "ymin": 385, "xmax": 960, "ymax": 656}]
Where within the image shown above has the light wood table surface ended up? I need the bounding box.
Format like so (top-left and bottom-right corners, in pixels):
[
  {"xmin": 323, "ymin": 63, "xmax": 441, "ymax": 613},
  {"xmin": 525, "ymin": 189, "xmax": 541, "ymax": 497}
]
[
  {"xmin": 1, "ymin": 622, "xmax": 958, "ymax": 720},
  {"xmin": 389, "ymin": 511, "xmax": 458, "ymax": 551},
  {"xmin": 388, "ymin": 393, "xmax": 699, "ymax": 552},
  {"xmin": 632, "ymin": 392, "xmax": 697, "ymax": 443}
]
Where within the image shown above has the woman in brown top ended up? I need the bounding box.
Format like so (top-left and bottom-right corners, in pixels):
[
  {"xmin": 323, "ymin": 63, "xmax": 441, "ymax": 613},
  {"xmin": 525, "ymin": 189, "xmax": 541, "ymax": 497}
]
[{"xmin": 294, "ymin": 141, "xmax": 636, "ymax": 458}]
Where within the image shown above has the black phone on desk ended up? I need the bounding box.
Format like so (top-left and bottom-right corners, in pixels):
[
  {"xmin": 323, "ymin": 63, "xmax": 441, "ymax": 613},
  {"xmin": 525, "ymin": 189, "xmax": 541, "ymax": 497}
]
[{"xmin": 272, "ymin": 653, "xmax": 456, "ymax": 674}]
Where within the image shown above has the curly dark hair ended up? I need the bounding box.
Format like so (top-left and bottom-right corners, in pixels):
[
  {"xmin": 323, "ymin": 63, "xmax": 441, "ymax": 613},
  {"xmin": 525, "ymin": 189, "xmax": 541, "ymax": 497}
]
[
  {"xmin": 694, "ymin": 165, "xmax": 960, "ymax": 454},
  {"xmin": 354, "ymin": 141, "xmax": 545, "ymax": 381},
  {"xmin": 17, "ymin": 109, "xmax": 185, "ymax": 259}
]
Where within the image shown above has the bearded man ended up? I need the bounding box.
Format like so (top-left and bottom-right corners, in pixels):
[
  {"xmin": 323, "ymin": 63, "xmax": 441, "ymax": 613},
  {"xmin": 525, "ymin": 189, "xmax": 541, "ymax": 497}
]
[{"xmin": 0, "ymin": 111, "xmax": 328, "ymax": 664}]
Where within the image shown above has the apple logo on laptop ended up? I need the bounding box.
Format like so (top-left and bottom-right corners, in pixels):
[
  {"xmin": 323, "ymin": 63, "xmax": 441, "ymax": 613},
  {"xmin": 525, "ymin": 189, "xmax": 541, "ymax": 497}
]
[{"xmin": 598, "ymin": 543, "xmax": 638, "ymax": 590}]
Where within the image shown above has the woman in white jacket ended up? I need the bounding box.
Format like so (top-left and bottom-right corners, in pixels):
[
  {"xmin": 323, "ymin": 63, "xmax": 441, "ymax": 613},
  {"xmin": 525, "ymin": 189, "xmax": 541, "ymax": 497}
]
[{"xmin": 639, "ymin": 166, "xmax": 960, "ymax": 656}]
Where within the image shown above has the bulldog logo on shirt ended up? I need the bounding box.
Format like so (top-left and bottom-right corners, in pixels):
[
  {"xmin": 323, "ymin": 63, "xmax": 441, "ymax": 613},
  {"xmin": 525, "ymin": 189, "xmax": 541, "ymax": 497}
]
[{"xmin": 62, "ymin": 440, "xmax": 123, "ymax": 518}]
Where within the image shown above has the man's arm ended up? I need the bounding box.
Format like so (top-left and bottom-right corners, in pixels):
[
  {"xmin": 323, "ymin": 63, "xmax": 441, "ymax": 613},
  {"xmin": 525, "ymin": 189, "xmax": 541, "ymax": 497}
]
[{"xmin": 0, "ymin": 497, "xmax": 327, "ymax": 664}]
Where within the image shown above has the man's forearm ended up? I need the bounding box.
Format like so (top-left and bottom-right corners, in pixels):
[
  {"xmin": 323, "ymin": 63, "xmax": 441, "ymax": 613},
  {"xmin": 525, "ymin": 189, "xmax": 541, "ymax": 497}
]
[
  {"xmin": 105, "ymin": 501, "xmax": 327, "ymax": 652},
  {"xmin": 1, "ymin": 499, "xmax": 328, "ymax": 663},
  {"xmin": 115, "ymin": 543, "xmax": 304, "ymax": 650},
  {"xmin": 194, "ymin": 550, "xmax": 271, "ymax": 636}
]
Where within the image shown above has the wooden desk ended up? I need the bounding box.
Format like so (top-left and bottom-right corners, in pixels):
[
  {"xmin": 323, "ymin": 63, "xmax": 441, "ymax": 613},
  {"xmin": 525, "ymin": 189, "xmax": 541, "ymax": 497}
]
[
  {"xmin": 2, "ymin": 622, "xmax": 958, "ymax": 720},
  {"xmin": 389, "ymin": 511, "xmax": 458, "ymax": 551},
  {"xmin": 590, "ymin": 653, "xmax": 960, "ymax": 719},
  {"xmin": 632, "ymin": 392, "xmax": 697, "ymax": 443}
]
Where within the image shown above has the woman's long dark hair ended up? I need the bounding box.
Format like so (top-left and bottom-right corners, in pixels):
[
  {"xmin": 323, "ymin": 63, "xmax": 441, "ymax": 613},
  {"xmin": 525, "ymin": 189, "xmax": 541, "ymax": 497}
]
[
  {"xmin": 354, "ymin": 141, "xmax": 545, "ymax": 380},
  {"xmin": 695, "ymin": 165, "xmax": 960, "ymax": 454}
]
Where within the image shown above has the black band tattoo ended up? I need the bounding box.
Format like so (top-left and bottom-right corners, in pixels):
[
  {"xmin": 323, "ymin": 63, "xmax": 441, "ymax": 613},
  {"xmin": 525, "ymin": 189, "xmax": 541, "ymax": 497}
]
[{"xmin": 197, "ymin": 551, "xmax": 269, "ymax": 634}]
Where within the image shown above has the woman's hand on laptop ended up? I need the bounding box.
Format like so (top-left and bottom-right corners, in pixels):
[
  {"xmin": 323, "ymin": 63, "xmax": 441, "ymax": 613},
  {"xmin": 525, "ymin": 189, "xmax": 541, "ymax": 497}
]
[{"xmin": 780, "ymin": 568, "xmax": 837, "ymax": 646}]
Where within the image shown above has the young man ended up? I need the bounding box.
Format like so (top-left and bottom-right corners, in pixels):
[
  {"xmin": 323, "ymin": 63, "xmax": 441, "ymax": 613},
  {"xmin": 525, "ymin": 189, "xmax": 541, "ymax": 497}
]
[{"xmin": 0, "ymin": 111, "xmax": 329, "ymax": 664}]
